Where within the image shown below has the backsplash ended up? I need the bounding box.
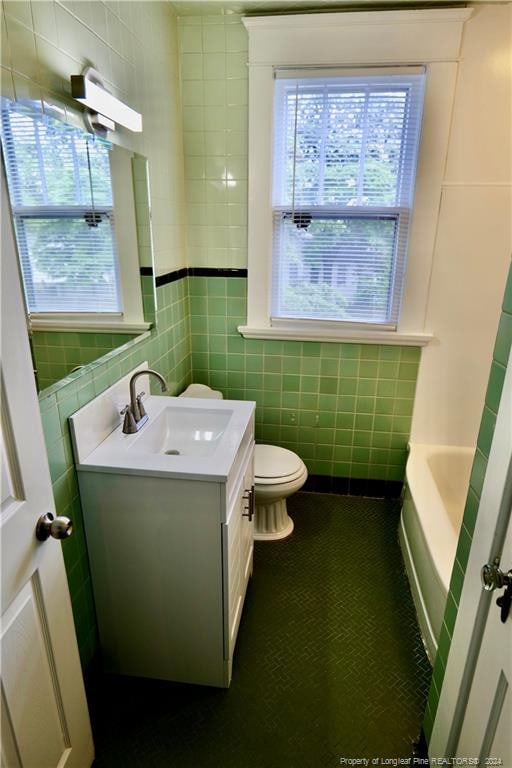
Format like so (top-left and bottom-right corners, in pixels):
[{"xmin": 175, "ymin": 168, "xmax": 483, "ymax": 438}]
[
  {"xmin": 189, "ymin": 276, "xmax": 420, "ymax": 483},
  {"xmin": 39, "ymin": 279, "xmax": 191, "ymax": 668}
]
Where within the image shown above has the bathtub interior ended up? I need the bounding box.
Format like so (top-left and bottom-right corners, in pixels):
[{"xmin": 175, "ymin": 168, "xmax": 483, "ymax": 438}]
[{"xmin": 427, "ymin": 451, "xmax": 474, "ymax": 533}]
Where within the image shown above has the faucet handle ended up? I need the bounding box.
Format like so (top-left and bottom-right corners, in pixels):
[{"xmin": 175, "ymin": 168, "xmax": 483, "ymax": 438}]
[
  {"xmin": 121, "ymin": 405, "xmax": 137, "ymax": 434},
  {"xmin": 136, "ymin": 392, "xmax": 146, "ymax": 419}
]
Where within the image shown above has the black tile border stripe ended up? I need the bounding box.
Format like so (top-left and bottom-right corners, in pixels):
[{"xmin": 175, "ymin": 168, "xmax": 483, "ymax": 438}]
[
  {"xmin": 303, "ymin": 475, "xmax": 403, "ymax": 499},
  {"xmin": 140, "ymin": 266, "xmax": 248, "ymax": 287},
  {"xmin": 190, "ymin": 268, "xmax": 248, "ymax": 278},
  {"xmin": 155, "ymin": 268, "xmax": 188, "ymax": 287}
]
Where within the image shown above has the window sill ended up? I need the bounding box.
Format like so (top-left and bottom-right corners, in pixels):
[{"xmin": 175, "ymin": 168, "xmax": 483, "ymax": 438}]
[
  {"xmin": 237, "ymin": 324, "xmax": 433, "ymax": 346},
  {"xmin": 30, "ymin": 318, "xmax": 151, "ymax": 334}
]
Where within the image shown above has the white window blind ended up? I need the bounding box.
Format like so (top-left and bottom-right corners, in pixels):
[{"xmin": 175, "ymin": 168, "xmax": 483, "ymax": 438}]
[
  {"xmin": 271, "ymin": 69, "xmax": 425, "ymax": 328},
  {"xmin": 1, "ymin": 100, "xmax": 122, "ymax": 314}
]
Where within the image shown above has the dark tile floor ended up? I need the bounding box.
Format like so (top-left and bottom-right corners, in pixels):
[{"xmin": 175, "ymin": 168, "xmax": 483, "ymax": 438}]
[{"xmin": 88, "ymin": 492, "xmax": 431, "ymax": 768}]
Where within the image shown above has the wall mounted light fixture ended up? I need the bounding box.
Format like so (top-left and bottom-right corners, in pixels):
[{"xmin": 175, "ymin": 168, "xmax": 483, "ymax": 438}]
[{"xmin": 71, "ymin": 67, "xmax": 142, "ymax": 134}]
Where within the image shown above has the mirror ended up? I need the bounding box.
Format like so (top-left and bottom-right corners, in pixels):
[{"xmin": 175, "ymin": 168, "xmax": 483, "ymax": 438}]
[{"xmin": 0, "ymin": 97, "xmax": 156, "ymax": 394}]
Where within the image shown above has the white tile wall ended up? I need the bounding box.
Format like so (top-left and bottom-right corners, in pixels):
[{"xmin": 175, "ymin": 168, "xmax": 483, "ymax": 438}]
[{"xmin": 178, "ymin": 13, "xmax": 248, "ymax": 268}]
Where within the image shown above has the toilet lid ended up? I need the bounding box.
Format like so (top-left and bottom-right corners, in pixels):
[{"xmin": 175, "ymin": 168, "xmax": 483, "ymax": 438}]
[{"xmin": 255, "ymin": 444, "xmax": 304, "ymax": 481}]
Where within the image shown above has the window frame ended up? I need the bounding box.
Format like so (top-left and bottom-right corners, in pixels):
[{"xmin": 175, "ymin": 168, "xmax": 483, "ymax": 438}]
[
  {"xmin": 241, "ymin": 8, "xmax": 473, "ymax": 346},
  {"xmin": 270, "ymin": 69, "xmax": 425, "ymax": 330},
  {"xmin": 1, "ymin": 101, "xmax": 149, "ymax": 333}
]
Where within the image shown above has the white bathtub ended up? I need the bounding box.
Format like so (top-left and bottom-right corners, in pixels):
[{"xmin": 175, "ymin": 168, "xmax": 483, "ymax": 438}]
[{"xmin": 399, "ymin": 443, "xmax": 475, "ymax": 664}]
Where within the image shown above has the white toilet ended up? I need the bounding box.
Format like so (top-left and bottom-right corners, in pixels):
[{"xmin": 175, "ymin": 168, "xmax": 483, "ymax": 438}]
[{"xmin": 180, "ymin": 384, "xmax": 308, "ymax": 540}]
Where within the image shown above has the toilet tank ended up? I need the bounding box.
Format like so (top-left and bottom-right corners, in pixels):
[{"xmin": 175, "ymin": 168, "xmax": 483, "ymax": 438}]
[{"xmin": 180, "ymin": 383, "xmax": 223, "ymax": 399}]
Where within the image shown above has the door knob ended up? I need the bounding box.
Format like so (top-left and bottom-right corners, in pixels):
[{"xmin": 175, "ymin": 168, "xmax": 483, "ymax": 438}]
[
  {"xmin": 36, "ymin": 513, "xmax": 73, "ymax": 541},
  {"xmin": 481, "ymin": 558, "xmax": 512, "ymax": 591},
  {"xmin": 481, "ymin": 558, "xmax": 512, "ymax": 623}
]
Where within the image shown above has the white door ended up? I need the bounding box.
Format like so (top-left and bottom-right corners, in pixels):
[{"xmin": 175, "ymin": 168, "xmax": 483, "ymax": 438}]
[
  {"xmin": 457, "ymin": 515, "xmax": 511, "ymax": 761},
  {"xmin": 1, "ymin": 161, "xmax": 94, "ymax": 766},
  {"xmin": 430, "ymin": 347, "xmax": 512, "ymax": 761}
]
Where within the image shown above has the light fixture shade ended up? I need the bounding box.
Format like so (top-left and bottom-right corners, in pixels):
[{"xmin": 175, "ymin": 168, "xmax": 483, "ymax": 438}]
[{"xmin": 71, "ymin": 70, "xmax": 142, "ymax": 133}]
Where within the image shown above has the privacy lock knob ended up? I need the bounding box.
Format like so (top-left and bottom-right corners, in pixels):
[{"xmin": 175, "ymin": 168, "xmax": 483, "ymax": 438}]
[
  {"xmin": 36, "ymin": 513, "xmax": 73, "ymax": 541},
  {"xmin": 481, "ymin": 558, "xmax": 512, "ymax": 591}
]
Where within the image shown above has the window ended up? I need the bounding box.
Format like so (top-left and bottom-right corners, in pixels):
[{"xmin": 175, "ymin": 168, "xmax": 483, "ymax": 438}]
[
  {"xmin": 1, "ymin": 101, "xmax": 121, "ymax": 316},
  {"xmin": 272, "ymin": 70, "xmax": 425, "ymax": 329},
  {"xmin": 241, "ymin": 9, "xmax": 472, "ymax": 344}
]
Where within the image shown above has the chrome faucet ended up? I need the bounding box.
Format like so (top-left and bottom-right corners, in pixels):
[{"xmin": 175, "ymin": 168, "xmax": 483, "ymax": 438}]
[{"xmin": 121, "ymin": 369, "xmax": 167, "ymax": 434}]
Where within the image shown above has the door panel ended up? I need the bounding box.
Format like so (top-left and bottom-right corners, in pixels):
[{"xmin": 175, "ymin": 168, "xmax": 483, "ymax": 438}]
[
  {"xmin": 490, "ymin": 683, "xmax": 510, "ymax": 761},
  {"xmin": 2, "ymin": 579, "xmax": 70, "ymax": 766}
]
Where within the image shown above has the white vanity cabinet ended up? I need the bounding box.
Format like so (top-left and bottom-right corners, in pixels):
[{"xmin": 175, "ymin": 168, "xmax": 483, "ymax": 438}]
[{"xmin": 71, "ymin": 377, "xmax": 256, "ymax": 689}]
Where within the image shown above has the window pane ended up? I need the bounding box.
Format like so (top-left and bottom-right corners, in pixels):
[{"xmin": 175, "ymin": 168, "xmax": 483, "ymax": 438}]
[
  {"xmin": 272, "ymin": 214, "xmax": 397, "ymax": 324},
  {"xmin": 1, "ymin": 99, "xmax": 122, "ymax": 316},
  {"xmin": 274, "ymin": 74, "xmax": 423, "ymax": 208},
  {"xmin": 16, "ymin": 216, "xmax": 120, "ymax": 313},
  {"xmin": 272, "ymin": 72, "xmax": 425, "ymax": 327},
  {"xmin": 2, "ymin": 105, "xmax": 113, "ymax": 208}
]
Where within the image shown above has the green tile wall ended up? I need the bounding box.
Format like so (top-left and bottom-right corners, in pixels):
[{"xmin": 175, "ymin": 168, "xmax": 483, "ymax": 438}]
[
  {"xmin": 39, "ymin": 279, "xmax": 192, "ymax": 668},
  {"xmin": 423, "ymin": 260, "xmax": 512, "ymax": 743},
  {"xmin": 189, "ymin": 276, "xmax": 420, "ymax": 482},
  {"xmin": 32, "ymin": 331, "xmax": 139, "ymax": 390}
]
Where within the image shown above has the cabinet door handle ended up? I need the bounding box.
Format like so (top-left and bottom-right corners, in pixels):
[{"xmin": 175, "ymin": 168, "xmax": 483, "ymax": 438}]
[{"xmin": 243, "ymin": 486, "xmax": 255, "ymax": 522}]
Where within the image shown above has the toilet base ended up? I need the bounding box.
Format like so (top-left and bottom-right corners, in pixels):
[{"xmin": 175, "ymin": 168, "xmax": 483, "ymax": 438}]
[{"xmin": 254, "ymin": 498, "xmax": 294, "ymax": 541}]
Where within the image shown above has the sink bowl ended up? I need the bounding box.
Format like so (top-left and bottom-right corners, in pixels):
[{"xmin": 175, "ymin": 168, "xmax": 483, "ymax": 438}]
[
  {"xmin": 131, "ymin": 407, "xmax": 233, "ymax": 457},
  {"xmin": 70, "ymin": 388, "xmax": 255, "ymax": 482}
]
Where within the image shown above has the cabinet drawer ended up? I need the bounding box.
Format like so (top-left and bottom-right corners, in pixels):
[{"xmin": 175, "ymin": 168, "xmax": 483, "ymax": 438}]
[{"xmin": 224, "ymin": 414, "xmax": 255, "ymax": 515}]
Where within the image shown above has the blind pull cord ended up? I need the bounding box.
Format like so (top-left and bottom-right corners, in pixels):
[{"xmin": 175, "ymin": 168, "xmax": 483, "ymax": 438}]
[
  {"xmin": 289, "ymin": 83, "xmax": 311, "ymax": 231},
  {"xmin": 291, "ymin": 81, "xmax": 298, "ymax": 227},
  {"xmin": 85, "ymin": 140, "xmax": 101, "ymax": 227}
]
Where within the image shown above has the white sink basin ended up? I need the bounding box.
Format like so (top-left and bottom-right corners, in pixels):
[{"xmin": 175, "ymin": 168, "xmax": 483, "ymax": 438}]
[
  {"xmin": 70, "ymin": 388, "xmax": 255, "ymax": 482},
  {"xmin": 131, "ymin": 407, "xmax": 233, "ymax": 457}
]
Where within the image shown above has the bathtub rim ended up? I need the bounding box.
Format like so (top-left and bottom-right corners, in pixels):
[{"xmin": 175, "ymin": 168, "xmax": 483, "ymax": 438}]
[{"xmin": 405, "ymin": 442, "xmax": 475, "ymax": 593}]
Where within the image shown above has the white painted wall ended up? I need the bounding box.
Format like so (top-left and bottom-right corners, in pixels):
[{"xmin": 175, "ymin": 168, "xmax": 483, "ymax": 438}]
[{"xmin": 410, "ymin": 4, "xmax": 511, "ymax": 447}]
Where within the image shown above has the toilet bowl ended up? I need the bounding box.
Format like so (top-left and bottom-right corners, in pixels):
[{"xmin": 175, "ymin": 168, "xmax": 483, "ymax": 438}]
[
  {"xmin": 253, "ymin": 444, "xmax": 308, "ymax": 540},
  {"xmin": 180, "ymin": 384, "xmax": 308, "ymax": 540}
]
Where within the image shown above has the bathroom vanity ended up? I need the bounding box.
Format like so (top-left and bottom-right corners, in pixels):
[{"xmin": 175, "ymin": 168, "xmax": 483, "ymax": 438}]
[{"xmin": 70, "ymin": 366, "xmax": 255, "ymax": 688}]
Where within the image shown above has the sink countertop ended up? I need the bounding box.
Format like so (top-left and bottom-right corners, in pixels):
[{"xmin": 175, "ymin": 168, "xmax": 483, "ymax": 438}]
[{"xmin": 74, "ymin": 395, "xmax": 255, "ymax": 482}]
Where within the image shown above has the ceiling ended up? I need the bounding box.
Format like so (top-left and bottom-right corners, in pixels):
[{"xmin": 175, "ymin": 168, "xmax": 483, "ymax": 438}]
[{"xmin": 170, "ymin": 0, "xmax": 502, "ymax": 16}]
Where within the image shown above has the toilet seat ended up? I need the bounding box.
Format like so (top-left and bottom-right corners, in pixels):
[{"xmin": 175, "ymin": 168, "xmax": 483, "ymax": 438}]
[{"xmin": 254, "ymin": 444, "xmax": 306, "ymax": 485}]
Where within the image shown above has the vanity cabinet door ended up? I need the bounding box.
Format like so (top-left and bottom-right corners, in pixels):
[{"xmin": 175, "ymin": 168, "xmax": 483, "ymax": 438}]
[{"xmin": 223, "ymin": 444, "xmax": 254, "ymax": 668}]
